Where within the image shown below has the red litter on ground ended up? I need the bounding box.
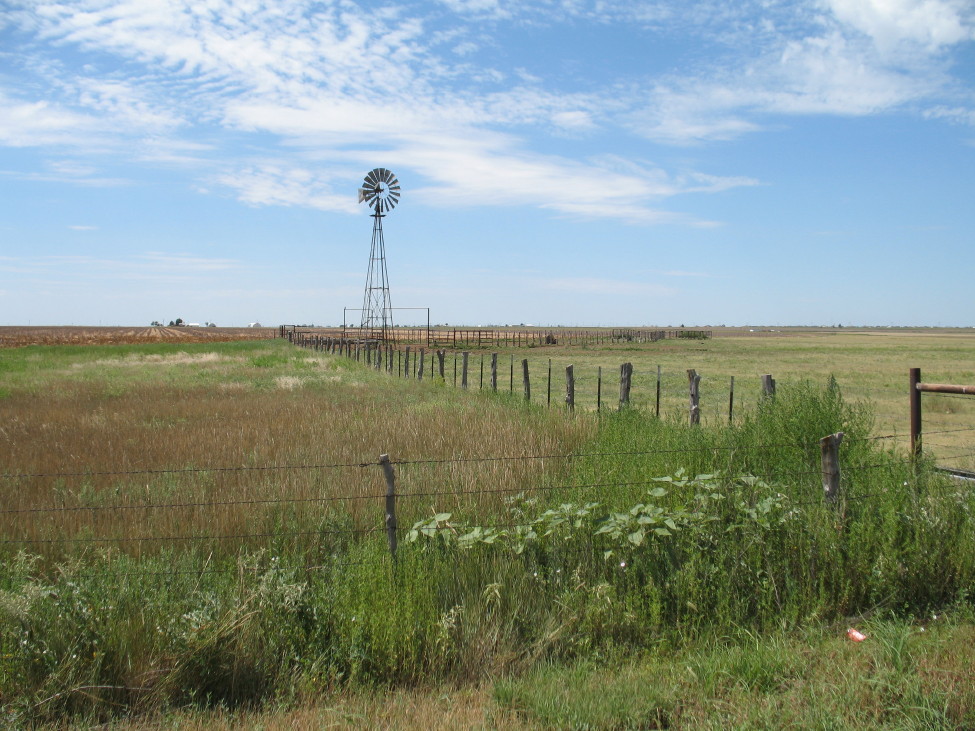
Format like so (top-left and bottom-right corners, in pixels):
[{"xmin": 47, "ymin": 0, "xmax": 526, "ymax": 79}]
[{"xmin": 847, "ymin": 628, "xmax": 867, "ymax": 642}]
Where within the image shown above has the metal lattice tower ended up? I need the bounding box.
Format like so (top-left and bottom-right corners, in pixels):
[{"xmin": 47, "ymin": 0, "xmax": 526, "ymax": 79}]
[{"xmin": 357, "ymin": 168, "xmax": 400, "ymax": 340}]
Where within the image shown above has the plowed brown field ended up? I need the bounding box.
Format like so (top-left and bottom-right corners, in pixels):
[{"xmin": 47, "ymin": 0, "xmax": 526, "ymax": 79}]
[{"xmin": 0, "ymin": 325, "xmax": 278, "ymax": 347}]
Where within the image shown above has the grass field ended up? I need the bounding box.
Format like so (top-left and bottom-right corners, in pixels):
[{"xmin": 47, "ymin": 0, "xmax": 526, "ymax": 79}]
[
  {"xmin": 2, "ymin": 330, "xmax": 974, "ymax": 728},
  {"xmin": 312, "ymin": 327, "xmax": 975, "ymax": 469}
]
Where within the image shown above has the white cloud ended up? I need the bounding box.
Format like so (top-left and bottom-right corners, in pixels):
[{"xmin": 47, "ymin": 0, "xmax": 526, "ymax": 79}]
[
  {"xmin": 3, "ymin": 0, "xmax": 971, "ymax": 223},
  {"xmin": 628, "ymin": 14, "xmax": 959, "ymax": 144},
  {"xmin": 824, "ymin": 0, "xmax": 974, "ymax": 52},
  {"xmin": 0, "ymin": 92, "xmax": 101, "ymax": 147},
  {"xmin": 551, "ymin": 110, "xmax": 597, "ymax": 132},
  {"xmin": 213, "ymin": 164, "xmax": 357, "ymax": 213},
  {"xmin": 924, "ymin": 105, "xmax": 975, "ymax": 125},
  {"xmin": 74, "ymin": 77, "xmax": 183, "ymax": 130}
]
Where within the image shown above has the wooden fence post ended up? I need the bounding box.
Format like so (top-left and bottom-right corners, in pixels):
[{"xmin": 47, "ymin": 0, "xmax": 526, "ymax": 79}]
[
  {"xmin": 820, "ymin": 432, "xmax": 844, "ymax": 504},
  {"xmin": 597, "ymin": 366, "xmax": 602, "ymax": 412},
  {"xmin": 619, "ymin": 362, "xmax": 632, "ymax": 410},
  {"xmin": 909, "ymin": 367, "xmax": 922, "ymax": 458},
  {"xmin": 491, "ymin": 353, "xmax": 498, "ymax": 391},
  {"xmin": 547, "ymin": 359, "xmax": 552, "ymax": 406},
  {"xmin": 565, "ymin": 365, "xmax": 575, "ymax": 411},
  {"xmin": 379, "ymin": 454, "xmax": 398, "ymax": 561},
  {"xmin": 688, "ymin": 369, "xmax": 701, "ymax": 425},
  {"xmin": 655, "ymin": 365, "xmax": 661, "ymax": 418},
  {"xmin": 761, "ymin": 374, "xmax": 776, "ymax": 398},
  {"xmin": 728, "ymin": 376, "xmax": 735, "ymax": 424},
  {"xmin": 480, "ymin": 354, "xmax": 484, "ymax": 389},
  {"xmin": 418, "ymin": 348, "xmax": 425, "ymax": 380},
  {"xmin": 522, "ymin": 359, "xmax": 531, "ymax": 401},
  {"xmin": 462, "ymin": 352, "xmax": 469, "ymax": 389},
  {"xmin": 510, "ymin": 355, "xmax": 514, "ymax": 392},
  {"xmin": 404, "ymin": 347, "xmax": 411, "ymax": 379},
  {"xmin": 437, "ymin": 349, "xmax": 446, "ymax": 381}
]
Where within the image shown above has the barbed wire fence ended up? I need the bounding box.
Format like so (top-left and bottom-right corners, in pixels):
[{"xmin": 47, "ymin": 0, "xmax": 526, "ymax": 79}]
[
  {"xmin": 286, "ymin": 334, "xmax": 974, "ymax": 473},
  {"xmin": 4, "ymin": 428, "xmax": 974, "ymax": 581}
]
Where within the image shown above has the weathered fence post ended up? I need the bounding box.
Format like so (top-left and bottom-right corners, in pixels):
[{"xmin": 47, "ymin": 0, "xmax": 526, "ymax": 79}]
[
  {"xmin": 404, "ymin": 347, "xmax": 411, "ymax": 379},
  {"xmin": 462, "ymin": 352, "xmax": 469, "ymax": 389},
  {"xmin": 597, "ymin": 366, "xmax": 602, "ymax": 412},
  {"xmin": 820, "ymin": 432, "xmax": 844, "ymax": 504},
  {"xmin": 480, "ymin": 354, "xmax": 484, "ymax": 389},
  {"xmin": 655, "ymin": 365, "xmax": 661, "ymax": 418},
  {"xmin": 522, "ymin": 359, "xmax": 531, "ymax": 401},
  {"xmin": 379, "ymin": 454, "xmax": 398, "ymax": 561},
  {"xmin": 619, "ymin": 362, "xmax": 632, "ymax": 410},
  {"xmin": 688, "ymin": 369, "xmax": 701, "ymax": 425},
  {"xmin": 547, "ymin": 359, "xmax": 552, "ymax": 406},
  {"xmin": 437, "ymin": 349, "xmax": 446, "ymax": 381},
  {"xmin": 510, "ymin": 355, "xmax": 514, "ymax": 392},
  {"xmin": 910, "ymin": 367, "xmax": 922, "ymax": 458},
  {"xmin": 728, "ymin": 376, "xmax": 735, "ymax": 424},
  {"xmin": 565, "ymin": 365, "xmax": 575, "ymax": 411},
  {"xmin": 491, "ymin": 353, "xmax": 498, "ymax": 391},
  {"xmin": 453, "ymin": 353, "xmax": 458, "ymax": 386},
  {"xmin": 761, "ymin": 374, "xmax": 776, "ymax": 398},
  {"xmin": 418, "ymin": 348, "xmax": 425, "ymax": 380}
]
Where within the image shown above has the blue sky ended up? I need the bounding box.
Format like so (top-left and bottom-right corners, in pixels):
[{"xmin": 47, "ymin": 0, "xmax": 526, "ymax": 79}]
[{"xmin": 1, "ymin": 0, "xmax": 973, "ymax": 327}]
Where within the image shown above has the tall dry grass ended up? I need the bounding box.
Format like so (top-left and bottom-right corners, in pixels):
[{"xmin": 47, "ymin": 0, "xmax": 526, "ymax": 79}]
[{"xmin": 0, "ymin": 341, "xmax": 593, "ymax": 563}]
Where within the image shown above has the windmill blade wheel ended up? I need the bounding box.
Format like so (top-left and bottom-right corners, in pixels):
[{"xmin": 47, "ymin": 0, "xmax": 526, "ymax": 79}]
[{"xmin": 359, "ymin": 168, "xmax": 401, "ymax": 213}]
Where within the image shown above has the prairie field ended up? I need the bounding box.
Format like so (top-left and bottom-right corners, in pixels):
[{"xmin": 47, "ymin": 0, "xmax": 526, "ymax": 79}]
[
  {"xmin": 1, "ymin": 329, "xmax": 974, "ymax": 728},
  {"xmin": 0, "ymin": 325, "xmax": 278, "ymax": 348}
]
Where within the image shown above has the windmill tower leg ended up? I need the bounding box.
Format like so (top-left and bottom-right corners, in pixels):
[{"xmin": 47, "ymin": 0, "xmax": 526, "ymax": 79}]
[{"xmin": 360, "ymin": 211, "xmax": 393, "ymax": 340}]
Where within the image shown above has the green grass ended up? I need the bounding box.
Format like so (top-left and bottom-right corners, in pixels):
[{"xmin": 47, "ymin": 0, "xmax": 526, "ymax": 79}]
[
  {"xmin": 492, "ymin": 615, "xmax": 975, "ymax": 729},
  {"xmin": 1, "ymin": 336, "xmax": 974, "ymax": 727}
]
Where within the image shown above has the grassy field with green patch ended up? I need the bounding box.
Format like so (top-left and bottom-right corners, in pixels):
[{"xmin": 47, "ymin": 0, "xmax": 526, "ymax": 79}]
[{"xmin": 1, "ymin": 332, "xmax": 974, "ymax": 728}]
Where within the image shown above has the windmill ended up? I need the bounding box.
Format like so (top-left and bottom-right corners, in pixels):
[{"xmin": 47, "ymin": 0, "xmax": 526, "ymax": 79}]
[{"xmin": 357, "ymin": 168, "xmax": 400, "ymax": 340}]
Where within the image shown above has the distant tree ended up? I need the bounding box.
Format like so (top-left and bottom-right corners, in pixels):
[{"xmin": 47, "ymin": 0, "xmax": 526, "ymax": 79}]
[
  {"xmin": 174, "ymin": 318, "xmax": 184, "ymax": 327},
  {"xmin": 207, "ymin": 322, "xmax": 217, "ymax": 327},
  {"xmin": 150, "ymin": 320, "xmax": 162, "ymax": 327}
]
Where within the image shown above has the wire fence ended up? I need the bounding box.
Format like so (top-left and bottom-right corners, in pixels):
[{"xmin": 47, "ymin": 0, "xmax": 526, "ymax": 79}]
[
  {"xmin": 287, "ymin": 335, "xmax": 975, "ymax": 474},
  {"xmin": 4, "ymin": 430, "xmax": 974, "ymax": 582}
]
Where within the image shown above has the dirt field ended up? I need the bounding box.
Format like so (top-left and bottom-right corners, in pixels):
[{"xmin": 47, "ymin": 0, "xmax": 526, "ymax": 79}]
[{"xmin": 0, "ymin": 325, "xmax": 279, "ymax": 347}]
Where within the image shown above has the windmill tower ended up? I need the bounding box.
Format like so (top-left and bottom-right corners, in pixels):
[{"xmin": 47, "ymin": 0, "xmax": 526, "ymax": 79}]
[{"xmin": 357, "ymin": 168, "xmax": 400, "ymax": 340}]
